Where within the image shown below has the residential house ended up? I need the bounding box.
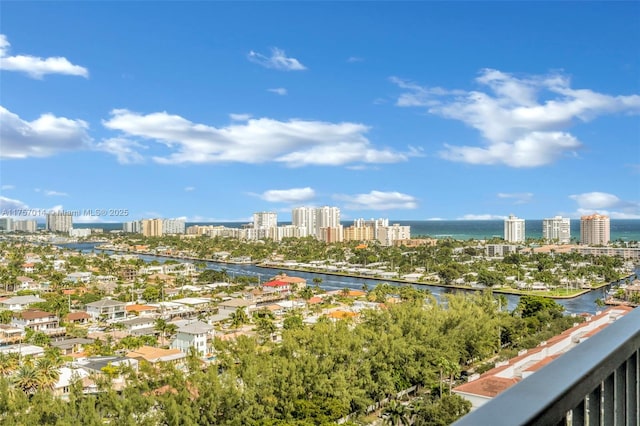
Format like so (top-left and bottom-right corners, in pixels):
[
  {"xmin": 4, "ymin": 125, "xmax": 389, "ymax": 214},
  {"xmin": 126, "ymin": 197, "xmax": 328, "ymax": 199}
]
[
  {"xmin": 119, "ymin": 317, "xmax": 156, "ymax": 336},
  {"xmin": 0, "ymin": 324, "xmax": 25, "ymax": 345},
  {"xmin": 272, "ymin": 274, "xmax": 307, "ymax": 289},
  {"xmin": 65, "ymin": 272, "xmax": 93, "ymax": 284},
  {"xmin": 17, "ymin": 276, "xmax": 36, "ymax": 290},
  {"xmin": 0, "ymin": 344, "xmax": 45, "ymax": 358},
  {"xmin": 64, "ymin": 311, "xmax": 91, "ymax": 325},
  {"xmin": 0, "ymin": 295, "xmax": 46, "ymax": 311},
  {"xmin": 262, "ymin": 280, "xmax": 291, "ymax": 295},
  {"xmin": 126, "ymin": 345, "xmax": 186, "ymax": 366},
  {"xmin": 50, "ymin": 337, "xmax": 94, "ymax": 356},
  {"xmin": 12, "ymin": 309, "xmax": 66, "ymax": 336},
  {"xmin": 170, "ymin": 320, "xmax": 213, "ymax": 357},
  {"xmin": 217, "ymin": 298, "xmax": 255, "ymax": 315},
  {"xmin": 125, "ymin": 304, "xmax": 158, "ymax": 317},
  {"xmin": 22, "ymin": 263, "xmax": 35, "ymax": 274},
  {"xmin": 85, "ymin": 298, "xmax": 126, "ymax": 322},
  {"xmin": 53, "ymin": 367, "xmax": 93, "ymax": 398}
]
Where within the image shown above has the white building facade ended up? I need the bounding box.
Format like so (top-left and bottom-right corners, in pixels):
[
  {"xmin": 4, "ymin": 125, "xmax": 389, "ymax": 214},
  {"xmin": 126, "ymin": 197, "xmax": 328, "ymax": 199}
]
[
  {"xmin": 46, "ymin": 213, "xmax": 73, "ymax": 233},
  {"xmin": 504, "ymin": 215, "xmax": 525, "ymax": 243},
  {"xmin": 542, "ymin": 216, "xmax": 571, "ymax": 244}
]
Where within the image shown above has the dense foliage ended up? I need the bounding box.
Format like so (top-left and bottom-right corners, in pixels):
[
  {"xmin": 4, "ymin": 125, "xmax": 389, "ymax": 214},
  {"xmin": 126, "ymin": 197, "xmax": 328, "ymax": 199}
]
[{"xmin": 0, "ymin": 292, "xmax": 576, "ymax": 425}]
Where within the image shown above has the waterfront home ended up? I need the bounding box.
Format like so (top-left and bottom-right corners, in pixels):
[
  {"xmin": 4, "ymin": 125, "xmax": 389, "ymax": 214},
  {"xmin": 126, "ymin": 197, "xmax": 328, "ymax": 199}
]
[
  {"xmin": 262, "ymin": 280, "xmax": 291, "ymax": 295},
  {"xmin": 85, "ymin": 298, "xmax": 126, "ymax": 322}
]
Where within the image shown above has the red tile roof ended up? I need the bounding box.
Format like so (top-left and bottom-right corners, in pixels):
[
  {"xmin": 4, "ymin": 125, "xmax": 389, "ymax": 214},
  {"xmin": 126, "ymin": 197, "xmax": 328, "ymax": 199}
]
[{"xmin": 263, "ymin": 280, "xmax": 289, "ymax": 287}]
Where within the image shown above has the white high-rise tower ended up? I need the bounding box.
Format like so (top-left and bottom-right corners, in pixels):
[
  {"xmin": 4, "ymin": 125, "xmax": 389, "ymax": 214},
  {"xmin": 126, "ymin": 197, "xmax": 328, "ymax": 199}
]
[{"xmin": 504, "ymin": 214, "xmax": 525, "ymax": 243}]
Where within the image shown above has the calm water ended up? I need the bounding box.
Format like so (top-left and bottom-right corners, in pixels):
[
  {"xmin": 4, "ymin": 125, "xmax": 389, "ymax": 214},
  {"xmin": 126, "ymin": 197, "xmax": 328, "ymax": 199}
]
[
  {"xmin": 75, "ymin": 219, "xmax": 640, "ymax": 241},
  {"xmin": 64, "ymin": 242, "xmax": 639, "ymax": 315}
]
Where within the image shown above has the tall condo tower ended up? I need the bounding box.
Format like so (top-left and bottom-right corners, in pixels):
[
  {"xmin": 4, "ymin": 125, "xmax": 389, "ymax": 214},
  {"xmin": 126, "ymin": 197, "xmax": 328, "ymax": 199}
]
[
  {"xmin": 253, "ymin": 212, "xmax": 278, "ymax": 230},
  {"xmin": 542, "ymin": 216, "xmax": 571, "ymax": 244},
  {"xmin": 580, "ymin": 214, "xmax": 610, "ymax": 245},
  {"xmin": 504, "ymin": 214, "xmax": 525, "ymax": 243},
  {"xmin": 46, "ymin": 212, "xmax": 73, "ymax": 232}
]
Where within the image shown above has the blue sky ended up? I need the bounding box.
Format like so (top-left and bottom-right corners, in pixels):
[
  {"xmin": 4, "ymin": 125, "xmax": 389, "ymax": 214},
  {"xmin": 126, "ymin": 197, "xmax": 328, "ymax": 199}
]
[{"xmin": 1, "ymin": 2, "xmax": 639, "ymax": 223}]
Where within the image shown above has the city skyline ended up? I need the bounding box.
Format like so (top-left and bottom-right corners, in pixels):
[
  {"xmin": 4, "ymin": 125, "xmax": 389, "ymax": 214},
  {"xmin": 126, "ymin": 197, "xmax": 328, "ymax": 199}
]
[{"xmin": 1, "ymin": 2, "xmax": 639, "ymax": 223}]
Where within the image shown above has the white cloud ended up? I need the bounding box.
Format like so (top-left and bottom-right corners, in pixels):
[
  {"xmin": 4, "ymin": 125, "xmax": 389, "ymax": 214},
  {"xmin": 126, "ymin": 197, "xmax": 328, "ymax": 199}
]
[
  {"xmin": 497, "ymin": 192, "xmax": 534, "ymax": 204},
  {"xmin": 259, "ymin": 187, "xmax": 315, "ymax": 203},
  {"xmin": 347, "ymin": 56, "xmax": 364, "ymax": 63},
  {"xmin": 0, "ymin": 106, "xmax": 91, "ymax": 158},
  {"xmin": 44, "ymin": 190, "xmax": 68, "ymax": 197},
  {"xmin": 184, "ymin": 186, "xmax": 195, "ymax": 192},
  {"xmin": 268, "ymin": 87, "xmax": 287, "ymax": 96},
  {"xmin": 0, "ymin": 34, "xmax": 88, "ymax": 79},
  {"xmin": 1, "ymin": 185, "xmax": 15, "ymax": 190},
  {"xmin": 569, "ymin": 192, "xmax": 622, "ymax": 210},
  {"xmin": 95, "ymin": 137, "xmax": 146, "ymax": 164},
  {"xmin": 392, "ymin": 69, "xmax": 640, "ymax": 167},
  {"xmin": 457, "ymin": 214, "xmax": 507, "ymax": 220},
  {"xmin": 230, "ymin": 113, "xmax": 252, "ymax": 121},
  {"xmin": 103, "ymin": 109, "xmax": 411, "ymax": 167},
  {"xmin": 568, "ymin": 191, "xmax": 640, "ymax": 219},
  {"xmin": 247, "ymin": 48, "xmax": 306, "ymax": 71},
  {"xmin": 0, "ymin": 195, "xmax": 28, "ymax": 211},
  {"xmin": 336, "ymin": 190, "xmax": 418, "ymax": 210}
]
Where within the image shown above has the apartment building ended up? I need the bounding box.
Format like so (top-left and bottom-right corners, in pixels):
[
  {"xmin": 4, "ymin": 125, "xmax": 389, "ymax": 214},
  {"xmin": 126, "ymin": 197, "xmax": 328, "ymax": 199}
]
[
  {"xmin": 46, "ymin": 212, "xmax": 73, "ymax": 233},
  {"xmin": 580, "ymin": 213, "xmax": 610, "ymax": 245},
  {"xmin": 504, "ymin": 215, "xmax": 525, "ymax": 243},
  {"xmin": 542, "ymin": 216, "xmax": 571, "ymax": 244}
]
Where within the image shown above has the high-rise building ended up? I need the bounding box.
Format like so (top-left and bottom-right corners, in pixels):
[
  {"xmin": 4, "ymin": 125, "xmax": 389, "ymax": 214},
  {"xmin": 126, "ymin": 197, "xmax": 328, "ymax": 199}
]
[
  {"xmin": 292, "ymin": 207, "xmax": 317, "ymax": 237},
  {"xmin": 123, "ymin": 220, "xmax": 141, "ymax": 233},
  {"xmin": 542, "ymin": 216, "xmax": 571, "ymax": 244},
  {"xmin": 253, "ymin": 212, "xmax": 278, "ymax": 230},
  {"xmin": 344, "ymin": 225, "xmax": 375, "ymax": 242},
  {"xmin": 378, "ymin": 224, "xmax": 411, "ymax": 246},
  {"xmin": 504, "ymin": 214, "xmax": 525, "ymax": 243},
  {"xmin": 141, "ymin": 219, "xmax": 164, "ymax": 237},
  {"xmin": 13, "ymin": 220, "xmax": 37, "ymax": 233},
  {"xmin": 315, "ymin": 206, "xmax": 340, "ymax": 236},
  {"xmin": 353, "ymin": 218, "xmax": 389, "ymax": 239},
  {"xmin": 580, "ymin": 214, "xmax": 610, "ymax": 245},
  {"xmin": 46, "ymin": 212, "xmax": 73, "ymax": 233},
  {"xmin": 0, "ymin": 217, "xmax": 13, "ymax": 232},
  {"xmin": 163, "ymin": 218, "xmax": 186, "ymax": 235}
]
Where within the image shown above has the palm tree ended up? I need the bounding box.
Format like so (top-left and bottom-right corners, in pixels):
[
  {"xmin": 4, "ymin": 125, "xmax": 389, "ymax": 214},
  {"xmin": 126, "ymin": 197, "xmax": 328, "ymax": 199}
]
[
  {"xmin": 383, "ymin": 400, "xmax": 410, "ymax": 426},
  {"xmin": 14, "ymin": 364, "xmax": 40, "ymax": 394},
  {"xmin": 35, "ymin": 358, "xmax": 60, "ymax": 391},
  {"xmin": 0, "ymin": 352, "xmax": 19, "ymax": 376},
  {"xmin": 229, "ymin": 307, "xmax": 249, "ymax": 330}
]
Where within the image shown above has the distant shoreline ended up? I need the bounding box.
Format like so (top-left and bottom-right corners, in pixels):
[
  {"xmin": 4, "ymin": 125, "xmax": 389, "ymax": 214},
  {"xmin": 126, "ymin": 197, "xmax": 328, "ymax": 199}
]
[{"xmin": 60, "ymin": 219, "xmax": 640, "ymax": 241}]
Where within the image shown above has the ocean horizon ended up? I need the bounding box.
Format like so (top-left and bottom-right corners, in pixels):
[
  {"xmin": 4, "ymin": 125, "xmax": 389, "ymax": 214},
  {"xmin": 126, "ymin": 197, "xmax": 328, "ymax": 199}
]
[{"xmin": 69, "ymin": 219, "xmax": 640, "ymax": 242}]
